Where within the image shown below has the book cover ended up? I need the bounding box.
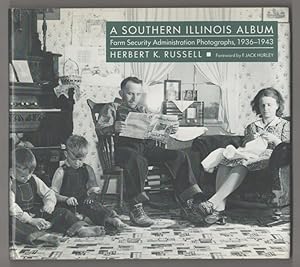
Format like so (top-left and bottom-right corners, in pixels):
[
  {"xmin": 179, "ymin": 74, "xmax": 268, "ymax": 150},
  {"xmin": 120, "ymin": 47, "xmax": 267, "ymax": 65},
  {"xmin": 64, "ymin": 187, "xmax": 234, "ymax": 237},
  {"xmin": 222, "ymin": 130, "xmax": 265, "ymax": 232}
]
[{"xmin": 9, "ymin": 7, "xmax": 291, "ymax": 260}]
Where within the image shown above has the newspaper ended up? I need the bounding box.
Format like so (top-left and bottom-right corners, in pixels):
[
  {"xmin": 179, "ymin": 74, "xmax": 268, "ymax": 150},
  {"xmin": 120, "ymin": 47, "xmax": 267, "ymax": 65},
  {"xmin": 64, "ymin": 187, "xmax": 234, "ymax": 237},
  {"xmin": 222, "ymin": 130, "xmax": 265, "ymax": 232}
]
[{"xmin": 119, "ymin": 112, "xmax": 178, "ymax": 143}]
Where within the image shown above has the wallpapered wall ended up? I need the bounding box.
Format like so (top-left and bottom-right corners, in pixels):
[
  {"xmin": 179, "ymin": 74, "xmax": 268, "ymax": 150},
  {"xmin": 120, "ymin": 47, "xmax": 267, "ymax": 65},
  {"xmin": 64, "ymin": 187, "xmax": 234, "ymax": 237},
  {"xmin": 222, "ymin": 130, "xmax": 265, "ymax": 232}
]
[
  {"xmin": 238, "ymin": 23, "xmax": 290, "ymax": 129},
  {"xmin": 38, "ymin": 8, "xmax": 290, "ymax": 183}
]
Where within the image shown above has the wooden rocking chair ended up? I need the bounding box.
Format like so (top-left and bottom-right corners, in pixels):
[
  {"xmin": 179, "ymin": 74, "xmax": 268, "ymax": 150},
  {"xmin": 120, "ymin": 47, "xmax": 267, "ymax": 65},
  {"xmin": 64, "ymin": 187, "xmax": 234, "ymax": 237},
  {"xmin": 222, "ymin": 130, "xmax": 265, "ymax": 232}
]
[{"xmin": 87, "ymin": 99, "xmax": 124, "ymax": 211}]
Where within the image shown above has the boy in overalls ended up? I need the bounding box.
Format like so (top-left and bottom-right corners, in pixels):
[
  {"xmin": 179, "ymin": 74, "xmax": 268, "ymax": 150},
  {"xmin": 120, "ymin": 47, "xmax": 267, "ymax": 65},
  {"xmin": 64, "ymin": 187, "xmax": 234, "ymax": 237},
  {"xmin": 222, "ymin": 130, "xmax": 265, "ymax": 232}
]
[
  {"xmin": 51, "ymin": 135, "xmax": 128, "ymax": 231},
  {"xmin": 10, "ymin": 147, "xmax": 105, "ymax": 246}
]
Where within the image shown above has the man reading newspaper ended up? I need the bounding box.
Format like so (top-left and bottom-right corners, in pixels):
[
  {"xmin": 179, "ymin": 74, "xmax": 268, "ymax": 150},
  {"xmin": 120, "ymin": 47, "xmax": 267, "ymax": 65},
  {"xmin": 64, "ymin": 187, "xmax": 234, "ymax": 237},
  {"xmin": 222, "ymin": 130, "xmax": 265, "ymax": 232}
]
[{"xmin": 96, "ymin": 77, "xmax": 207, "ymax": 227}]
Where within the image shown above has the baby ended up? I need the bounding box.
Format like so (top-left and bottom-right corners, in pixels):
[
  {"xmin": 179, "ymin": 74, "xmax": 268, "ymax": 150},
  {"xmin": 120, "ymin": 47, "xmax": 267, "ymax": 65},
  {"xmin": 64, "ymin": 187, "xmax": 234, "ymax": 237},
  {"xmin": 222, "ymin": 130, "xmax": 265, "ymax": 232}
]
[
  {"xmin": 10, "ymin": 147, "xmax": 105, "ymax": 246},
  {"xmin": 202, "ymin": 135, "xmax": 268, "ymax": 173},
  {"xmin": 51, "ymin": 135, "xmax": 128, "ymax": 231}
]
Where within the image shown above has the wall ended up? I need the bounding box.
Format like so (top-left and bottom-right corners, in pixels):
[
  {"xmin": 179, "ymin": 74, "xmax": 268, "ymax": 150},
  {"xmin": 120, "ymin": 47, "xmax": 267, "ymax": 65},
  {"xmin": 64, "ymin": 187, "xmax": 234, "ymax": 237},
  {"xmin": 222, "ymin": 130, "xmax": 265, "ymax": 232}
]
[{"xmin": 238, "ymin": 23, "xmax": 290, "ymax": 130}]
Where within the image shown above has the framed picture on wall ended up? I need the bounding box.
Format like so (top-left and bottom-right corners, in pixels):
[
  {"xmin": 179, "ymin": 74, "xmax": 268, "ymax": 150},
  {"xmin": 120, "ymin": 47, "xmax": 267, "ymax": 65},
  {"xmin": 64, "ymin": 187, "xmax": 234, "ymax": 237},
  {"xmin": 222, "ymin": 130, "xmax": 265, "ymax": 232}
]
[{"xmin": 164, "ymin": 80, "xmax": 181, "ymax": 101}]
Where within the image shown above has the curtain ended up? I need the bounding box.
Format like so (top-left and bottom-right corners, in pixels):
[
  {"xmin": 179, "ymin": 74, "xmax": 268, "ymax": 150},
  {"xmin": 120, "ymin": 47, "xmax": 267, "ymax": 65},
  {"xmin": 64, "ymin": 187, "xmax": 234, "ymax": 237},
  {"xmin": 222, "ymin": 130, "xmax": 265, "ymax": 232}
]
[
  {"xmin": 126, "ymin": 8, "xmax": 244, "ymax": 22},
  {"xmin": 194, "ymin": 63, "xmax": 242, "ymax": 133},
  {"xmin": 191, "ymin": 9, "xmax": 244, "ymax": 133},
  {"xmin": 130, "ymin": 62, "xmax": 174, "ymax": 86},
  {"xmin": 126, "ymin": 8, "xmax": 176, "ymax": 87}
]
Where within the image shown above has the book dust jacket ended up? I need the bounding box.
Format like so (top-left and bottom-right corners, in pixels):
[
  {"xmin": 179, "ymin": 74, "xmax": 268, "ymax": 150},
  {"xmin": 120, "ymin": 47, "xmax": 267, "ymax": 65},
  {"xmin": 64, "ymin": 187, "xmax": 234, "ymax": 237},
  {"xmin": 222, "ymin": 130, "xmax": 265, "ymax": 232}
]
[{"xmin": 9, "ymin": 7, "xmax": 291, "ymax": 260}]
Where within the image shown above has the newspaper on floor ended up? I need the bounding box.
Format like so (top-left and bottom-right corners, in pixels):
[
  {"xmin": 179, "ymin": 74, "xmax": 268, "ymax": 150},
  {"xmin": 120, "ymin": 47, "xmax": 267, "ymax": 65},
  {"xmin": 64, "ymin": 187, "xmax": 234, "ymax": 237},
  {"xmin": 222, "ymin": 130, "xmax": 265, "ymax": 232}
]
[{"xmin": 119, "ymin": 112, "xmax": 178, "ymax": 143}]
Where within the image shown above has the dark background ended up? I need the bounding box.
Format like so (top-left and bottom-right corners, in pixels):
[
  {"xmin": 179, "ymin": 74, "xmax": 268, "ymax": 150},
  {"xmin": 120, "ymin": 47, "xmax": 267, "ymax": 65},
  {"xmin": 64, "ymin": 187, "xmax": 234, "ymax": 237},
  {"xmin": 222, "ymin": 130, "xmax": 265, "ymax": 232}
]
[{"xmin": 1, "ymin": 0, "xmax": 298, "ymax": 266}]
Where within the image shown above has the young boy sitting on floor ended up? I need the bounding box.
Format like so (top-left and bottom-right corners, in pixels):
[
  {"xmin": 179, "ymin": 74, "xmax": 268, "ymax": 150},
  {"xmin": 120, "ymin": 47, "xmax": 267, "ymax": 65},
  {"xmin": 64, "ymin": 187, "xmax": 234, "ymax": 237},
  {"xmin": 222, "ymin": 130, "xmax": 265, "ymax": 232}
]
[
  {"xmin": 10, "ymin": 147, "xmax": 105, "ymax": 247},
  {"xmin": 51, "ymin": 135, "xmax": 128, "ymax": 231}
]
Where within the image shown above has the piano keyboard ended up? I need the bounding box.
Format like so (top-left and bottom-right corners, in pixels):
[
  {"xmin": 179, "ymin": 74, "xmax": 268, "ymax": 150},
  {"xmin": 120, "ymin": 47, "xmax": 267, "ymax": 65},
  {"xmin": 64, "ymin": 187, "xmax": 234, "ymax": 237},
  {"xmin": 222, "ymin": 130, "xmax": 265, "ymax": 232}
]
[{"xmin": 9, "ymin": 108, "xmax": 61, "ymax": 112}]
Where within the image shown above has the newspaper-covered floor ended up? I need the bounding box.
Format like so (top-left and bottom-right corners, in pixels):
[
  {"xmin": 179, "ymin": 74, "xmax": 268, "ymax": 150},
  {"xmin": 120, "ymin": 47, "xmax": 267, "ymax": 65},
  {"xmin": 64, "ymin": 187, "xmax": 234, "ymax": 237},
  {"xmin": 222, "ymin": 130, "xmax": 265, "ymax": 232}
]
[{"xmin": 10, "ymin": 205, "xmax": 290, "ymax": 260}]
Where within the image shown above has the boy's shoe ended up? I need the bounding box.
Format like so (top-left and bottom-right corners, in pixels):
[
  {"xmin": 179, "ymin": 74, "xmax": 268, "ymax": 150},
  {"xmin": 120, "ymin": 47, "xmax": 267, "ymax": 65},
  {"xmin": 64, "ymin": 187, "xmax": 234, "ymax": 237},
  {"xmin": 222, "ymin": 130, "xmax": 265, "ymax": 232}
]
[
  {"xmin": 35, "ymin": 233, "xmax": 60, "ymax": 246},
  {"xmin": 129, "ymin": 203, "xmax": 154, "ymax": 227},
  {"xmin": 77, "ymin": 225, "xmax": 106, "ymax": 237},
  {"xmin": 106, "ymin": 217, "xmax": 131, "ymax": 230}
]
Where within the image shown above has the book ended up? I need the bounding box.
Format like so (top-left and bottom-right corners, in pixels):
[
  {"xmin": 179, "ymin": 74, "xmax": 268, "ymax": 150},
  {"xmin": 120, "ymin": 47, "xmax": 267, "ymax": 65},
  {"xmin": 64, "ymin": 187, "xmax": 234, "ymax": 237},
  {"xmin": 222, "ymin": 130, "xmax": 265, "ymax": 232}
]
[{"xmin": 8, "ymin": 7, "xmax": 291, "ymax": 260}]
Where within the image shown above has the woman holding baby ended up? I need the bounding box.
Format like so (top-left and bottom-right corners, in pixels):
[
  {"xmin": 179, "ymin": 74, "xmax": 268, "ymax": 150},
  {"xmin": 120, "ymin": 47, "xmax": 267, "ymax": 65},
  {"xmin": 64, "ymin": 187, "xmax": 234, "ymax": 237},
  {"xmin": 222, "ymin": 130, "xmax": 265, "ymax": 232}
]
[{"xmin": 195, "ymin": 87, "xmax": 290, "ymax": 224}]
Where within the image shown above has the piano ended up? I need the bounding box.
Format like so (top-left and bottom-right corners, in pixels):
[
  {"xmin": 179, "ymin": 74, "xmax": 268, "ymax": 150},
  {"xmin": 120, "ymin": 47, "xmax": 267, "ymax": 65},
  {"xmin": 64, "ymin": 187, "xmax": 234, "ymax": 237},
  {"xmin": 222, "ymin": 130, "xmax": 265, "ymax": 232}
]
[
  {"xmin": 10, "ymin": 82, "xmax": 60, "ymax": 132},
  {"xmin": 9, "ymin": 9, "xmax": 74, "ymax": 185},
  {"xmin": 9, "ymin": 81, "xmax": 76, "ymax": 185}
]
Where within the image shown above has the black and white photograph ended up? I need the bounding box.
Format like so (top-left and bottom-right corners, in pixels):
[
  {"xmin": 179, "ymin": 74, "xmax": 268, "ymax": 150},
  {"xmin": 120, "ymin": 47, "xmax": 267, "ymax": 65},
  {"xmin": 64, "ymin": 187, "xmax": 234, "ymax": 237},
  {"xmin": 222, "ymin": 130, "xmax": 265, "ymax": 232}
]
[
  {"xmin": 164, "ymin": 80, "xmax": 181, "ymax": 101},
  {"xmin": 8, "ymin": 7, "xmax": 291, "ymax": 260}
]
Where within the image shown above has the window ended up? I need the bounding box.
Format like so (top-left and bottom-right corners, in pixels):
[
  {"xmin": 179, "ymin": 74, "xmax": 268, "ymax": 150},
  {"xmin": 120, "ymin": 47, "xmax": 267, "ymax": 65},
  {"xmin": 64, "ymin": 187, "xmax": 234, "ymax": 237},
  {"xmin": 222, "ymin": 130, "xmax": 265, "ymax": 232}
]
[
  {"xmin": 195, "ymin": 83, "xmax": 221, "ymax": 124},
  {"xmin": 145, "ymin": 63, "xmax": 222, "ymax": 124}
]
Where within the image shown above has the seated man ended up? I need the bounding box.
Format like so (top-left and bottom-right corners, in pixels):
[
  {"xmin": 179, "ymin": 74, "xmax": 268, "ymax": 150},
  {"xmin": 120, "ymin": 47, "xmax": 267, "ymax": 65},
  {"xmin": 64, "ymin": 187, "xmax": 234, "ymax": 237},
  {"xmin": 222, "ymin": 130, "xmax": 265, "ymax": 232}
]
[{"xmin": 96, "ymin": 76, "xmax": 206, "ymax": 227}]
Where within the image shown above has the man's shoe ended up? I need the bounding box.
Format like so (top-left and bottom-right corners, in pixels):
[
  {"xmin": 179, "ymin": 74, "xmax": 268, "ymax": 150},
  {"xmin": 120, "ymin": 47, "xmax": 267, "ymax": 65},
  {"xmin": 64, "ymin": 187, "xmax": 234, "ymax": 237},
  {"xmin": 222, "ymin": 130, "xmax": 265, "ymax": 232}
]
[
  {"xmin": 178, "ymin": 198, "xmax": 205, "ymax": 225},
  {"xmin": 129, "ymin": 203, "xmax": 154, "ymax": 227},
  {"xmin": 194, "ymin": 200, "xmax": 215, "ymax": 216}
]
